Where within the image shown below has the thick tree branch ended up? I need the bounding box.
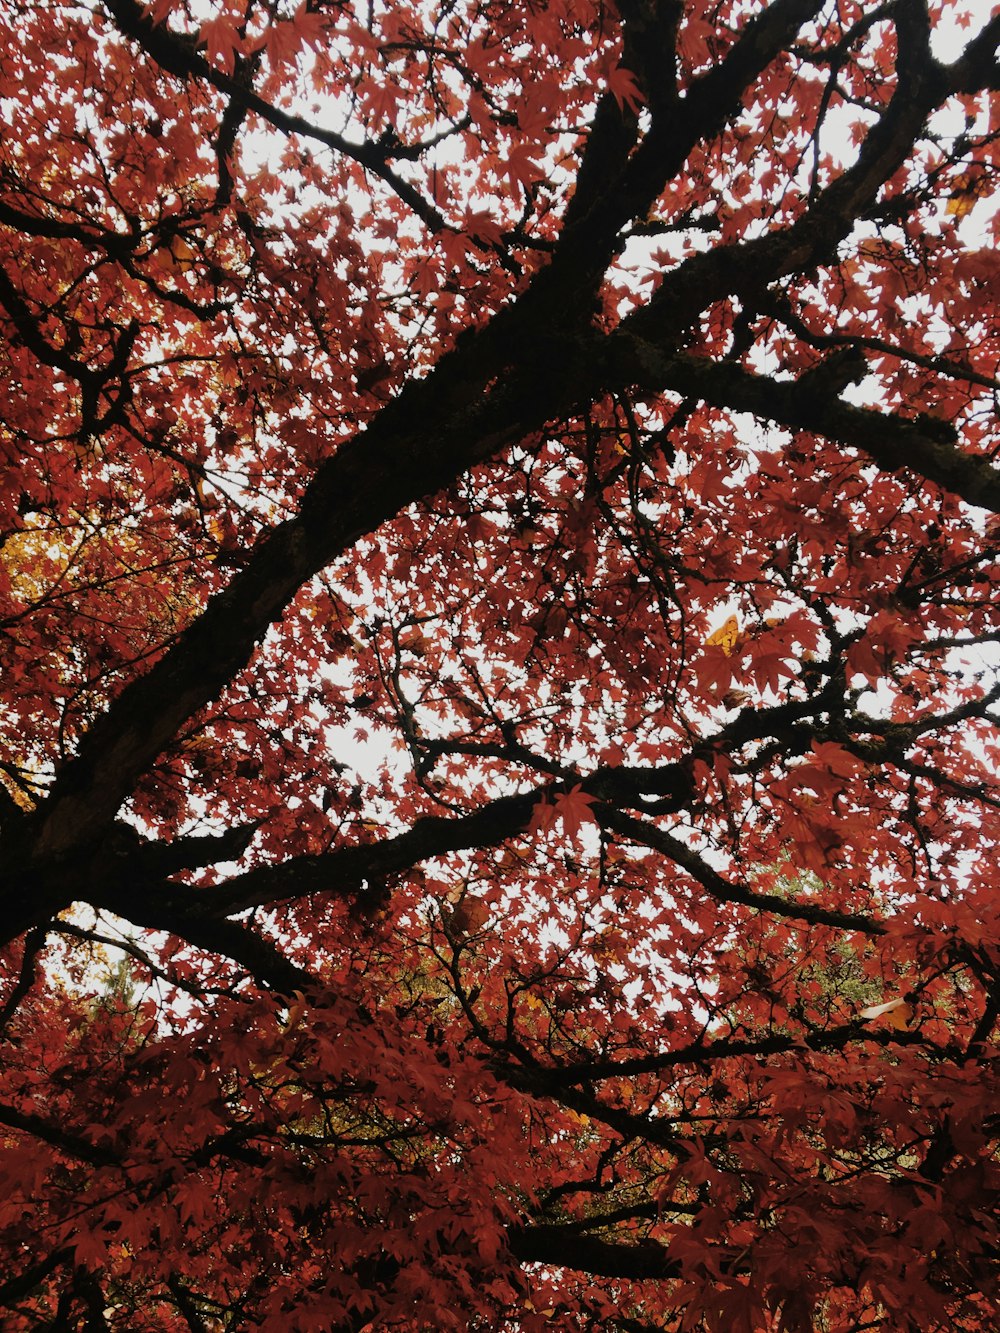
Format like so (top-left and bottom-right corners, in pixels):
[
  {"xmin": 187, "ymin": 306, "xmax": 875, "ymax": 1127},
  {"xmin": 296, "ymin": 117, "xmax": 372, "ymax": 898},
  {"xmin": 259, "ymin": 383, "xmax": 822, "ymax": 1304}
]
[
  {"xmin": 0, "ymin": 1251, "xmax": 73, "ymax": 1306},
  {"xmin": 605, "ymin": 340, "xmax": 1000, "ymax": 512},
  {"xmin": 0, "ymin": 926, "xmax": 47, "ymax": 1036},
  {"xmin": 518, "ymin": 0, "xmax": 827, "ymax": 320},
  {"xmin": 542, "ymin": 1020, "xmax": 929, "ymax": 1086},
  {"xmin": 629, "ymin": 8, "xmax": 948, "ymax": 344},
  {"xmin": 0, "ymin": 1101, "xmax": 119, "ymax": 1167},
  {"xmin": 508, "ymin": 1224, "xmax": 678, "ymax": 1279}
]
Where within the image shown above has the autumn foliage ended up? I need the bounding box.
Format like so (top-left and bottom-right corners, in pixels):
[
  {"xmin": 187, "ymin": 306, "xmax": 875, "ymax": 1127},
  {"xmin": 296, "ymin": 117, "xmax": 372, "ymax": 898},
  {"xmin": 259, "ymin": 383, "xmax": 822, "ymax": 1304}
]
[{"xmin": 0, "ymin": 0, "xmax": 999, "ymax": 1326}]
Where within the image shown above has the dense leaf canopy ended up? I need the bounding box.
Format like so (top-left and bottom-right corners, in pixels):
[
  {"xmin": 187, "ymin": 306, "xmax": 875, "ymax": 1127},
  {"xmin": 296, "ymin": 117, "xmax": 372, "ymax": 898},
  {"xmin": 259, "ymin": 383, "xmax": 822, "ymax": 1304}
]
[{"xmin": 0, "ymin": 0, "xmax": 998, "ymax": 1326}]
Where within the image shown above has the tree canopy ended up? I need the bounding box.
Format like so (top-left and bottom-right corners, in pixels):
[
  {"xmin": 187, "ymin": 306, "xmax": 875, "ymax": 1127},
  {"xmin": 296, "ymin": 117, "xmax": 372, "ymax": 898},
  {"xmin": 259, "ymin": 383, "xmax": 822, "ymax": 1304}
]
[{"xmin": 0, "ymin": 0, "xmax": 999, "ymax": 1326}]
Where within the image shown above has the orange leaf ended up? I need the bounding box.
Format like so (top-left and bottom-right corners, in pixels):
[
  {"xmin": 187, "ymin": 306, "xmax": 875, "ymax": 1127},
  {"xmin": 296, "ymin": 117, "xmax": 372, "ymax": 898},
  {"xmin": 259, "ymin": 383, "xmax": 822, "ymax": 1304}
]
[{"xmin": 859, "ymin": 997, "xmax": 914, "ymax": 1030}]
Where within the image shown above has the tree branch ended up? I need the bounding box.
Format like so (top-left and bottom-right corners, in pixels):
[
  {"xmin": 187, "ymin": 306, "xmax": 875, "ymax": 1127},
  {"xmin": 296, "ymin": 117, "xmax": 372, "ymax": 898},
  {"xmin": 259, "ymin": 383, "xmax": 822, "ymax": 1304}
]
[{"xmin": 605, "ymin": 340, "xmax": 1000, "ymax": 512}]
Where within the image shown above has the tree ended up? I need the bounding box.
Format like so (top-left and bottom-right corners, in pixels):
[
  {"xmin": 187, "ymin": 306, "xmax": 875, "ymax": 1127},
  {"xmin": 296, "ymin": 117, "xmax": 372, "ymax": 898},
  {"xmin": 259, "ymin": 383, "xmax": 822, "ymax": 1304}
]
[{"xmin": 0, "ymin": 0, "xmax": 998, "ymax": 1324}]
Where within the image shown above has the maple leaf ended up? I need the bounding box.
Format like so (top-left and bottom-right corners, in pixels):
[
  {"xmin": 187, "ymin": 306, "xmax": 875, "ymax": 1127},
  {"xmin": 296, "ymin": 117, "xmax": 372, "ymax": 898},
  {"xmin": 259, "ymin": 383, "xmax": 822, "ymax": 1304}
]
[
  {"xmin": 526, "ymin": 784, "xmax": 603, "ymax": 843},
  {"xmin": 605, "ymin": 63, "xmax": 645, "ymax": 116},
  {"xmin": 527, "ymin": 795, "xmax": 558, "ymax": 838},
  {"xmin": 552, "ymin": 784, "xmax": 600, "ymax": 840},
  {"xmin": 199, "ymin": 13, "xmax": 243, "ymax": 75}
]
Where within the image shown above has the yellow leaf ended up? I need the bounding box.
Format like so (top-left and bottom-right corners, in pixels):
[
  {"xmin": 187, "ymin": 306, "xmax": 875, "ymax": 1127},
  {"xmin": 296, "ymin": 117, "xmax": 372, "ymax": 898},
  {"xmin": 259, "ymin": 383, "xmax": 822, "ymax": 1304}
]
[
  {"xmin": 706, "ymin": 614, "xmax": 741, "ymax": 656},
  {"xmin": 180, "ymin": 733, "xmax": 214, "ymax": 755},
  {"xmin": 946, "ymin": 172, "xmax": 990, "ymax": 219}
]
